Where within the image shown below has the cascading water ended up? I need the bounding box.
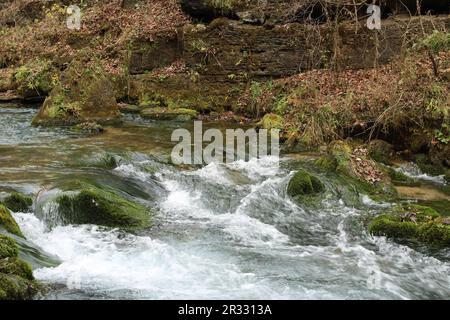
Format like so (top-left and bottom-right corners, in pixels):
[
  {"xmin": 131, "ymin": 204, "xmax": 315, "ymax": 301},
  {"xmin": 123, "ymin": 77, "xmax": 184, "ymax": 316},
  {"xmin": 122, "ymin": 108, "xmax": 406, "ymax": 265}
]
[{"xmin": 1, "ymin": 106, "xmax": 450, "ymax": 300}]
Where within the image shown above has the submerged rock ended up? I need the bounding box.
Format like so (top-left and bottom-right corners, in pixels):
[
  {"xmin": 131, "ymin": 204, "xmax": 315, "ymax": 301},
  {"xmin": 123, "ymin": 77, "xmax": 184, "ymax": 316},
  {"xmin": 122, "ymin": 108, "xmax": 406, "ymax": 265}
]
[
  {"xmin": 287, "ymin": 170, "xmax": 324, "ymax": 197},
  {"xmin": 32, "ymin": 57, "xmax": 121, "ymax": 126},
  {"xmin": 0, "ymin": 204, "xmax": 24, "ymax": 238},
  {"xmin": 140, "ymin": 107, "xmax": 198, "ymax": 121},
  {"xmin": 74, "ymin": 121, "xmax": 104, "ymax": 134},
  {"xmin": 0, "ymin": 235, "xmax": 39, "ymax": 300},
  {"xmin": 369, "ymin": 204, "xmax": 450, "ymax": 246},
  {"xmin": 54, "ymin": 181, "xmax": 151, "ymax": 230},
  {"xmin": 3, "ymin": 192, "xmax": 33, "ymax": 213}
]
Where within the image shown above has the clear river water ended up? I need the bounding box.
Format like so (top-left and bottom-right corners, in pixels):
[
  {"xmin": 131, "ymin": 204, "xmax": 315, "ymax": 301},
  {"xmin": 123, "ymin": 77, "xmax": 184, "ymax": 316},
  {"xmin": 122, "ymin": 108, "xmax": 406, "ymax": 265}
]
[{"xmin": 0, "ymin": 105, "xmax": 449, "ymax": 300}]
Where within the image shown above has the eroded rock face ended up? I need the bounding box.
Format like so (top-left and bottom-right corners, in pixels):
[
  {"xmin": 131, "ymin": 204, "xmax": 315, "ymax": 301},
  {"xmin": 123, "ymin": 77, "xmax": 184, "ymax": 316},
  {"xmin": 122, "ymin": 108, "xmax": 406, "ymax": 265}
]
[{"xmin": 33, "ymin": 58, "xmax": 121, "ymax": 126}]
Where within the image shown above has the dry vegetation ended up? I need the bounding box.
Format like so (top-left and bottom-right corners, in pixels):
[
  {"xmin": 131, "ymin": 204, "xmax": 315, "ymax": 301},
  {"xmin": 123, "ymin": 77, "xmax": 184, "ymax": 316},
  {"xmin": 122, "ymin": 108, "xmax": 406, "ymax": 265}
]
[{"xmin": 0, "ymin": 0, "xmax": 189, "ymax": 72}]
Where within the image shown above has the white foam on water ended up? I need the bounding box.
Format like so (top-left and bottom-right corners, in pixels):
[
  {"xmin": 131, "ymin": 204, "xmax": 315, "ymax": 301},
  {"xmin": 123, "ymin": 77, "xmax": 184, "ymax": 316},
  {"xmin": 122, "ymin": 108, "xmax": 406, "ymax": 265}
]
[
  {"xmin": 114, "ymin": 163, "xmax": 153, "ymax": 182},
  {"xmin": 394, "ymin": 163, "xmax": 446, "ymax": 185},
  {"xmin": 187, "ymin": 162, "xmax": 234, "ymax": 186},
  {"xmin": 13, "ymin": 212, "xmax": 293, "ymax": 299},
  {"xmin": 9, "ymin": 154, "xmax": 450, "ymax": 300},
  {"xmin": 159, "ymin": 177, "xmax": 290, "ymax": 247},
  {"xmin": 226, "ymin": 156, "xmax": 281, "ymax": 179}
]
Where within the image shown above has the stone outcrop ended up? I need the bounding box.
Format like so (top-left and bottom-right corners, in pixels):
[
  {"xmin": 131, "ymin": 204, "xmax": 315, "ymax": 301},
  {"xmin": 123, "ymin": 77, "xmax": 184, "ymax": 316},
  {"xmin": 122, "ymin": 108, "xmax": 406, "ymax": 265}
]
[{"xmin": 33, "ymin": 57, "xmax": 121, "ymax": 126}]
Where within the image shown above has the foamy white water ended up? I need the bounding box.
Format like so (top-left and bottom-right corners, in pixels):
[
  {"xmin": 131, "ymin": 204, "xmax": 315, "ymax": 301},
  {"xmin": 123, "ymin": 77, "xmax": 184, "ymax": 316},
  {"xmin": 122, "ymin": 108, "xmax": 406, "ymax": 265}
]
[{"xmin": 11, "ymin": 156, "xmax": 450, "ymax": 299}]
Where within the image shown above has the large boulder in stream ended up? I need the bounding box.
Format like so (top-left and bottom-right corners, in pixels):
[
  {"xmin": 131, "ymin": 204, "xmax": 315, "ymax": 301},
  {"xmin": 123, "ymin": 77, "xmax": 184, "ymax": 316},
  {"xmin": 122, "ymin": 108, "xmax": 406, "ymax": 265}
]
[
  {"xmin": 0, "ymin": 234, "xmax": 40, "ymax": 300},
  {"xmin": 32, "ymin": 57, "xmax": 121, "ymax": 126},
  {"xmin": 369, "ymin": 204, "xmax": 450, "ymax": 247},
  {"xmin": 38, "ymin": 181, "xmax": 152, "ymax": 230},
  {"xmin": 287, "ymin": 170, "xmax": 324, "ymax": 198}
]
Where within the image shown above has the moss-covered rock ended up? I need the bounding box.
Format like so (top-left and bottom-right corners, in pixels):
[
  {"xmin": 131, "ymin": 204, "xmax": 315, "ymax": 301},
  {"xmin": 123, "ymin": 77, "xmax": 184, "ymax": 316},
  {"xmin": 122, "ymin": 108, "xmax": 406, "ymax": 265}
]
[
  {"xmin": 140, "ymin": 107, "xmax": 198, "ymax": 121},
  {"xmin": 0, "ymin": 274, "xmax": 40, "ymax": 300},
  {"xmin": 0, "ymin": 204, "xmax": 24, "ymax": 238},
  {"xmin": 3, "ymin": 192, "xmax": 33, "ymax": 212},
  {"xmin": 316, "ymin": 140, "xmax": 397, "ymax": 201},
  {"xmin": 0, "ymin": 234, "xmax": 18, "ymax": 259},
  {"xmin": 369, "ymin": 204, "xmax": 450, "ymax": 246},
  {"xmin": 327, "ymin": 140, "xmax": 354, "ymax": 176},
  {"xmin": 368, "ymin": 139, "xmax": 394, "ymax": 165},
  {"xmin": 287, "ymin": 170, "xmax": 324, "ymax": 197},
  {"xmin": 258, "ymin": 113, "xmax": 284, "ymax": 130},
  {"xmin": 32, "ymin": 56, "xmax": 121, "ymax": 126},
  {"xmin": 0, "ymin": 235, "xmax": 38, "ymax": 300},
  {"xmin": 315, "ymin": 156, "xmax": 337, "ymax": 171},
  {"xmin": 0, "ymin": 258, "xmax": 33, "ymax": 280},
  {"xmin": 14, "ymin": 58, "xmax": 57, "ymax": 98},
  {"xmin": 55, "ymin": 182, "xmax": 151, "ymax": 230}
]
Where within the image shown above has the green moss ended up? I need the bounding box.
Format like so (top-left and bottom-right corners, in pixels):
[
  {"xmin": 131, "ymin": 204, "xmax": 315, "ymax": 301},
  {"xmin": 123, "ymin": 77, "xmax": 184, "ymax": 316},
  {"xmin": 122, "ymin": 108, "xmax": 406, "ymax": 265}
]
[
  {"xmin": 0, "ymin": 274, "xmax": 39, "ymax": 300},
  {"xmin": 369, "ymin": 214, "xmax": 419, "ymax": 238},
  {"xmin": 418, "ymin": 199, "xmax": 450, "ymax": 217},
  {"xmin": 0, "ymin": 204, "xmax": 24, "ymax": 237},
  {"xmin": 287, "ymin": 170, "xmax": 324, "ymax": 197},
  {"xmin": 315, "ymin": 156, "xmax": 337, "ymax": 171},
  {"xmin": 0, "ymin": 235, "xmax": 18, "ymax": 259},
  {"xmin": 328, "ymin": 140, "xmax": 353, "ymax": 175},
  {"xmin": 14, "ymin": 58, "xmax": 57, "ymax": 97},
  {"xmin": 56, "ymin": 182, "xmax": 151, "ymax": 230},
  {"xmin": 0, "ymin": 258, "xmax": 33, "ymax": 280},
  {"xmin": 369, "ymin": 204, "xmax": 450, "ymax": 247},
  {"xmin": 0, "ymin": 236, "xmax": 40, "ymax": 299},
  {"xmin": 258, "ymin": 113, "xmax": 284, "ymax": 130},
  {"xmin": 139, "ymin": 93, "xmax": 167, "ymax": 108},
  {"xmin": 32, "ymin": 56, "xmax": 121, "ymax": 126},
  {"xmin": 3, "ymin": 193, "xmax": 33, "ymax": 212},
  {"xmin": 418, "ymin": 221, "xmax": 450, "ymax": 246}
]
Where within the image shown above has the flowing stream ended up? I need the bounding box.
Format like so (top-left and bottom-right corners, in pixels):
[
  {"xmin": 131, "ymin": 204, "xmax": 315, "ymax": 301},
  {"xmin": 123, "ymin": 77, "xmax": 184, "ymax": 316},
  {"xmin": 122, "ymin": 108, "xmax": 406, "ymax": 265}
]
[{"xmin": 1, "ymin": 105, "xmax": 449, "ymax": 300}]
